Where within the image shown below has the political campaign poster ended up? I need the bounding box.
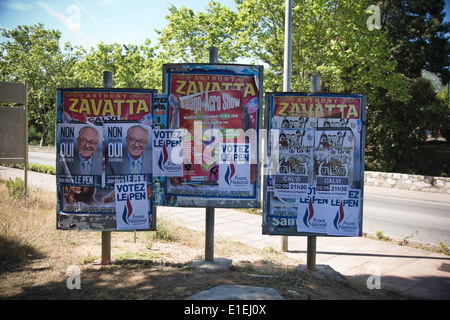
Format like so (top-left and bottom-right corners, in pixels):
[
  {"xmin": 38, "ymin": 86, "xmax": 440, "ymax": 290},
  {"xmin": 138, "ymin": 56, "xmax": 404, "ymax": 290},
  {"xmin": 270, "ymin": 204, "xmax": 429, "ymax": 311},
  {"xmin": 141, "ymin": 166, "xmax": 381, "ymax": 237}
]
[
  {"xmin": 153, "ymin": 93, "xmax": 168, "ymax": 129},
  {"xmin": 162, "ymin": 64, "xmax": 263, "ymax": 208},
  {"xmin": 297, "ymin": 191, "xmax": 361, "ymax": 236},
  {"xmin": 115, "ymin": 181, "xmax": 149, "ymax": 230},
  {"xmin": 152, "ymin": 129, "xmax": 184, "ymax": 177},
  {"xmin": 314, "ymin": 127, "xmax": 355, "ymax": 199},
  {"xmin": 56, "ymin": 88, "xmax": 156, "ymax": 231},
  {"xmin": 56, "ymin": 123, "xmax": 103, "ymax": 186},
  {"xmin": 218, "ymin": 143, "xmax": 251, "ymax": 193},
  {"xmin": 263, "ymin": 93, "xmax": 365, "ymax": 237},
  {"xmin": 271, "ymin": 128, "xmax": 314, "ymax": 199},
  {"xmin": 151, "ymin": 94, "xmax": 178, "ymax": 207},
  {"xmin": 104, "ymin": 121, "xmax": 152, "ymax": 183}
]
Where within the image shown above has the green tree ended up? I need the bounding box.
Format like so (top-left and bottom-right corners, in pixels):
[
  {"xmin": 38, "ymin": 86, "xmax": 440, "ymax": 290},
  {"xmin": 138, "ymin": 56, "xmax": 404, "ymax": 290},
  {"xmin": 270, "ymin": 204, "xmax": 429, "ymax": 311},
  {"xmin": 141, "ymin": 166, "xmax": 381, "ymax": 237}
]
[
  {"xmin": 379, "ymin": 0, "xmax": 450, "ymax": 84},
  {"xmin": 71, "ymin": 39, "xmax": 160, "ymax": 89},
  {"xmin": 155, "ymin": 1, "xmax": 243, "ymax": 63},
  {"xmin": 0, "ymin": 23, "xmax": 72, "ymax": 145},
  {"xmin": 366, "ymin": 78, "xmax": 448, "ymax": 172},
  {"xmin": 236, "ymin": 0, "xmax": 409, "ymax": 101},
  {"xmin": 235, "ymin": 0, "xmax": 450, "ymax": 173},
  {"xmin": 411, "ymin": 78, "xmax": 449, "ymax": 139},
  {"xmin": 436, "ymin": 84, "xmax": 450, "ymax": 138}
]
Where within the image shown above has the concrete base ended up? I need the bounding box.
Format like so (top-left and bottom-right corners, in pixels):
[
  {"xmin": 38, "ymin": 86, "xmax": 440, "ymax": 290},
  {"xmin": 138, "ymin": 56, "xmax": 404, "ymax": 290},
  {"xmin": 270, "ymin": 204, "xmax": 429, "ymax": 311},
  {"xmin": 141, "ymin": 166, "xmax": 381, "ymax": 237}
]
[
  {"xmin": 296, "ymin": 264, "xmax": 348, "ymax": 283},
  {"xmin": 186, "ymin": 284, "xmax": 285, "ymax": 300},
  {"xmin": 190, "ymin": 257, "xmax": 233, "ymax": 272}
]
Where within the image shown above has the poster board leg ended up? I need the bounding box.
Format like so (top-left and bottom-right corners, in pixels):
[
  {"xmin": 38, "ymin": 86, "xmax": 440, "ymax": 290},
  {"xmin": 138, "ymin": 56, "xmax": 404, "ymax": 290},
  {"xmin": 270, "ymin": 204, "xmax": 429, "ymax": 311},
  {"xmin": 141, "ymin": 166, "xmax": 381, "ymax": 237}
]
[
  {"xmin": 205, "ymin": 207, "xmax": 215, "ymax": 262},
  {"xmin": 306, "ymin": 75, "xmax": 320, "ymax": 271},
  {"xmin": 279, "ymin": 236, "xmax": 288, "ymax": 252},
  {"xmin": 24, "ymin": 82, "xmax": 28, "ymax": 197},
  {"xmin": 101, "ymin": 71, "xmax": 113, "ymax": 265},
  {"xmin": 101, "ymin": 231, "xmax": 112, "ymax": 264},
  {"xmin": 307, "ymin": 236, "xmax": 317, "ymax": 271}
]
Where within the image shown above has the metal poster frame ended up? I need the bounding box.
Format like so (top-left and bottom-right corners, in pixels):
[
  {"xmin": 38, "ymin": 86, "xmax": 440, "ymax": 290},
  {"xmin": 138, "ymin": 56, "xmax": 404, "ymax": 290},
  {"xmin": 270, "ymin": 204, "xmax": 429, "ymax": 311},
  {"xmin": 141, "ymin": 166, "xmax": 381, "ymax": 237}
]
[
  {"xmin": 263, "ymin": 92, "xmax": 366, "ymax": 237},
  {"xmin": 55, "ymin": 88, "xmax": 157, "ymax": 231},
  {"xmin": 0, "ymin": 82, "xmax": 28, "ymax": 191},
  {"xmin": 161, "ymin": 63, "xmax": 264, "ymax": 209}
]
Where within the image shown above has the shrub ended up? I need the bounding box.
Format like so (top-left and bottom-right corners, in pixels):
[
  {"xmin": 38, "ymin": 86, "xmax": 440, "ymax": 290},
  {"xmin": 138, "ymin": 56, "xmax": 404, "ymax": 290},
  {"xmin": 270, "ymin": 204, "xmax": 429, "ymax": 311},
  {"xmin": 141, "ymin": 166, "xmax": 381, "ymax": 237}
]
[{"xmin": 5, "ymin": 177, "xmax": 26, "ymax": 199}]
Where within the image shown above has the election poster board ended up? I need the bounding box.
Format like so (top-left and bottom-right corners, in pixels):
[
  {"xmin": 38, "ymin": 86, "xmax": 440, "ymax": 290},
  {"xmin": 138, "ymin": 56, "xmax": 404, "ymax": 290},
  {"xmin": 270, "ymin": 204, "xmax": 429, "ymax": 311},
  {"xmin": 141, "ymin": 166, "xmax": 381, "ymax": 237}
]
[
  {"xmin": 56, "ymin": 88, "xmax": 156, "ymax": 231},
  {"xmin": 263, "ymin": 92, "xmax": 366, "ymax": 237},
  {"xmin": 161, "ymin": 64, "xmax": 263, "ymax": 208},
  {"xmin": 151, "ymin": 93, "xmax": 179, "ymax": 207}
]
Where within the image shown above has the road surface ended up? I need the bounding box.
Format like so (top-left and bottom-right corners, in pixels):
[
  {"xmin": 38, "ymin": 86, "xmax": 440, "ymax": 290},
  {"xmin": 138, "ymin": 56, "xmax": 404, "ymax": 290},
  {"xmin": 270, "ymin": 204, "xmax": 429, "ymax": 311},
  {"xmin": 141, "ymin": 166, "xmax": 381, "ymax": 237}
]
[
  {"xmin": 27, "ymin": 151, "xmax": 450, "ymax": 247},
  {"xmin": 28, "ymin": 152, "xmax": 56, "ymax": 167},
  {"xmin": 363, "ymin": 193, "xmax": 450, "ymax": 246}
]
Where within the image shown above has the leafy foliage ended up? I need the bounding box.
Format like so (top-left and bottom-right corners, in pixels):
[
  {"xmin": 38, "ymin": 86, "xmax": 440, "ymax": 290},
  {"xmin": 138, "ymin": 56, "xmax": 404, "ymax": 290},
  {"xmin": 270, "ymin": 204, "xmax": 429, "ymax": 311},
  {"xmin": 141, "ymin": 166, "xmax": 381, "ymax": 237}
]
[
  {"xmin": 236, "ymin": 0, "xmax": 410, "ymax": 101},
  {"xmin": 155, "ymin": 2, "xmax": 243, "ymax": 63},
  {"xmin": 5, "ymin": 177, "xmax": 26, "ymax": 199},
  {"xmin": 379, "ymin": 0, "xmax": 450, "ymax": 83},
  {"xmin": 70, "ymin": 40, "xmax": 160, "ymax": 89},
  {"xmin": 0, "ymin": 1, "xmax": 448, "ymax": 175},
  {"xmin": 0, "ymin": 24, "xmax": 72, "ymax": 146},
  {"xmin": 366, "ymin": 78, "xmax": 448, "ymax": 172}
]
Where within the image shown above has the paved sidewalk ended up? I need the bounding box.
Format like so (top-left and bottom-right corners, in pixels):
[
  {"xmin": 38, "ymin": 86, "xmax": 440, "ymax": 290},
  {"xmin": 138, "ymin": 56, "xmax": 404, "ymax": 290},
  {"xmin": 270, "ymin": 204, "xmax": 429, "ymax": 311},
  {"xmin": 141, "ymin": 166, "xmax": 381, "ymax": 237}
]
[
  {"xmin": 1, "ymin": 166, "xmax": 450, "ymax": 299},
  {"xmin": 157, "ymin": 206, "xmax": 450, "ymax": 300},
  {"xmin": 0, "ymin": 165, "xmax": 56, "ymax": 193}
]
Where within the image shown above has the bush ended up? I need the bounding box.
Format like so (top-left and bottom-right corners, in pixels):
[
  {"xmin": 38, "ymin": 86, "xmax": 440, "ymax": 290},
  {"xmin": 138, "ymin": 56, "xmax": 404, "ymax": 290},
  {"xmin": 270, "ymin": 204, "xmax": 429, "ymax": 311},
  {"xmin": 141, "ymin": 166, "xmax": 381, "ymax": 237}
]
[
  {"xmin": 366, "ymin": 78, "xmax": 449, "ymax": 174},
  {"xmin": 5, "ymin": 177, "xmax": 26, "ymax": 199},
  {"xmin": 0, "ymin": 163, "xmax": 55, "ymax": 175},
  {"xmin": 27, "ymin": 126, "xmax": 42, "ymax": 145}
]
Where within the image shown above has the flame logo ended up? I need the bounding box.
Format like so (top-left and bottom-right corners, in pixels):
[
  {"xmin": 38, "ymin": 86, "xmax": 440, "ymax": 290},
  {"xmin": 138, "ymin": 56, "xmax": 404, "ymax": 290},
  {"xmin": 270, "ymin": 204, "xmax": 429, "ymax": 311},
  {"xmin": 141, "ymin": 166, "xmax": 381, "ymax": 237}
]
[
  {"xmin": 122, "ymin": 195, "xmax": 133, "ymax": 225},
  {"xmin": 302, "ymin": 198, "xmax": 314, "ymax": 227},
  {"xmin": 158, "ymin": 141, "xmax": 169, "ymax": 171},
  {"xmin": 224, "ymin": 158, "xmax": 235, "ymax": 186},
  {"xmin": 333, "ymin": 201, "xmax": 345, "ymax": 229}
]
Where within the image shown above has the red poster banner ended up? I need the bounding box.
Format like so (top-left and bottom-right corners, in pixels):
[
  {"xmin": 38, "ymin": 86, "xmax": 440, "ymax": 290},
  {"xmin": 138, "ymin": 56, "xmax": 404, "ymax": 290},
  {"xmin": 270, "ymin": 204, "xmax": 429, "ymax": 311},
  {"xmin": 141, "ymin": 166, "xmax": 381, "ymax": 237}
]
[
  {"xmin": 62, "ymin": 91, "xmax": 153, "ymax": 122},
  {"xmin": 168, "ymin": 73, "xmax": 259, "ymax": 187},
  {"xmin": 273, "ymin": 95, "xmax": 361, "ymax": 119}
]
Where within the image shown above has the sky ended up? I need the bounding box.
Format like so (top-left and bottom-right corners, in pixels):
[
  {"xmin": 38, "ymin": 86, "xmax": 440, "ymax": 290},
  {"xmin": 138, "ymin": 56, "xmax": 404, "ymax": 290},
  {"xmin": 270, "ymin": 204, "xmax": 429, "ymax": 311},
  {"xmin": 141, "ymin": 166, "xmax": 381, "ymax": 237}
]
[
  {"xmin": 0, "ymin": 0, "xmax": 238, "ymax": 49},
  {"xmin": 0, "ymin": 0, "xmax": 449, "ymax": 50}
]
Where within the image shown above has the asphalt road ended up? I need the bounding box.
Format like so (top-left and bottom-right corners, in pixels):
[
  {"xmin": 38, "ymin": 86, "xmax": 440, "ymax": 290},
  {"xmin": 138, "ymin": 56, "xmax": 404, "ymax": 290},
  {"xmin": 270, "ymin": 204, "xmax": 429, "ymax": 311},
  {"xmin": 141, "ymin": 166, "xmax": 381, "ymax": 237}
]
[
  {"xmin": 28, "ymin": 152, "xmax": 56, "ymax": 167},
  {"xmin": 28, "ymin": 151, "xmax": 450, "ymax": 247},
  {"xmin": 363, "ymin": 193, "xmax": 450, "ymax": 246}
]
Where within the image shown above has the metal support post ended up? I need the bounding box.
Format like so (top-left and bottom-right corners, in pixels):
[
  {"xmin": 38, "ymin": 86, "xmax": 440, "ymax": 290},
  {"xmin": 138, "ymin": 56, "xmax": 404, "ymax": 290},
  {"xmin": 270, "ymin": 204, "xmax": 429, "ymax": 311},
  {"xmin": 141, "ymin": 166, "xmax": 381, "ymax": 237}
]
[
  {"xmin": 283, "ymin": 0, "xmax": 293, "ymax": 91},
  {"xmin": 311, "ymin": 75, "xmax": 321, "ymax": 93},
  {"xmin": 307, "ymin": 75, "xmax": 321, "ymax": 271},
  {"xmin": 209, "ymin": 47, "xmax": 219, "ymax": 64},
  {"xmin": 307, "ymin": 235, "xmax": 317, "ymax": 271},
  {"xmin": 280, "ymin": 0, "xmax": 293, "ymax": 252},
  {"xmin": 23, "ymin": 82, "xmax": 28, "ymax": 196},
  {"xmin": 204, "ymin": 47, "xmax": 219, "ymax": 262},
  {"xmin": 101, "ymin": 231, "xmax": 112, "ymax": 265},
  {"xmin": 205, "ymin": 207, "xmax": 215, "ymax": 262},
  {"xmin": 101, "ymin": 71, "xmax": 113, "ymax": 265}
]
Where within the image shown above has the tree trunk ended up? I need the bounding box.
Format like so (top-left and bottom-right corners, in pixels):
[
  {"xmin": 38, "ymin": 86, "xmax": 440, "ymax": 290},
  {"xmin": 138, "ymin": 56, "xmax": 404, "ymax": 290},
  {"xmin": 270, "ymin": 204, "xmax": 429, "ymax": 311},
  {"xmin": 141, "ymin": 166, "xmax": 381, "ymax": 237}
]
[{"xmin": 40, "ymin": 126, "xmax": 48, "ymax": 147}]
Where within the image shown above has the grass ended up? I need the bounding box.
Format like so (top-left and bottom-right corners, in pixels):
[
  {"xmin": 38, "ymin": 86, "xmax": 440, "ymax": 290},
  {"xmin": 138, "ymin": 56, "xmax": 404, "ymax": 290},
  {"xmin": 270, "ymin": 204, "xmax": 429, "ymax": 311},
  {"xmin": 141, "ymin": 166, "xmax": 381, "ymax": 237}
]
[
  {"xmin": 365, "ymin": 231, "xmax": 450, "ymax": 256},
  {"xmin": 0, "ymin": 163, "xmax": 56, "ymax": 175},
  {"xmin": 0, "ymin": 181, "xmax": 421, "ymax": 300},
  {"xmin": 365, "ymin": 140, "xmax": 450, "ymax": 177}
]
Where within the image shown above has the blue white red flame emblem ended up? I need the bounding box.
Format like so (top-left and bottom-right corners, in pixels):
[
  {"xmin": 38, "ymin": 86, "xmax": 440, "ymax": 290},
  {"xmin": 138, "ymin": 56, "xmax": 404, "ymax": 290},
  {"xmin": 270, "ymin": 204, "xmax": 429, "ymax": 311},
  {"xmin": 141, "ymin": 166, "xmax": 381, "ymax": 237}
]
[
  {"xmin": 157, "ymin": 141, "xmax": 168, "ymax": 171},
  {"xmin": 224, "ymin": 158, "xmax": 235, "ymax": 186},
  {"xmin": 333, "ymin": 201, "xmax": 345, "ymax": 230},
  {"xmin": 302, "ymin": 198, "xmax": 314, "ymax": 227},
  {"xmin": 122, "ymin": 195, "xmax": 133, "ymax": 225}
]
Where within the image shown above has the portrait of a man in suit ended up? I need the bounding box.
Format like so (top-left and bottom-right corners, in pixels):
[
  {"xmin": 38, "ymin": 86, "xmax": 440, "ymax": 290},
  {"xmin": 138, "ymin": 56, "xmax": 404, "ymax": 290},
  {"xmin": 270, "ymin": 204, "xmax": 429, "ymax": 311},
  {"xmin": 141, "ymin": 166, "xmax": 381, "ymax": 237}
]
[
  {"xmin": 57, "ymin": 125, "xmax": 102, "ymax": 176},
  {"xmin": 106, "ymin": 125, "xmax": 151, "ymax": 175}
]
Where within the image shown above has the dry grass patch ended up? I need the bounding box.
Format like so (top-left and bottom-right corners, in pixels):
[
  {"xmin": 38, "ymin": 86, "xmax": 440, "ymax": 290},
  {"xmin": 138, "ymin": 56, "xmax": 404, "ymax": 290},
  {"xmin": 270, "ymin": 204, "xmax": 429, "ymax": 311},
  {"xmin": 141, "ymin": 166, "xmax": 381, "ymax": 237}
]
[{"xmin": 0, "ymin": 181, "xmax": 418, "ymax": 300}]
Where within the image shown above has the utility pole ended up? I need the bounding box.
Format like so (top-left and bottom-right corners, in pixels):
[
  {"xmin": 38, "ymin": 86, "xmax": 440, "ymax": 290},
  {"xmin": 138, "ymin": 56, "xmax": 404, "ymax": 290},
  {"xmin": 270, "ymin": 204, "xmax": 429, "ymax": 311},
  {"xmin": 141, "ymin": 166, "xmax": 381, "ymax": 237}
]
[
  {"xmin": 101, "ymin": 71, "xmax": 113, "ymax": 265},
  {"xmin": 205, "ymin": 47, "xmax": 219, "ymax": 262},
  {"xmin": 280, "ymin": 0, "xmax": 292, "ymax": 252},
  {"xmin": 307, "ymin": 75, "xmax": 321, "ymax": 271}
]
